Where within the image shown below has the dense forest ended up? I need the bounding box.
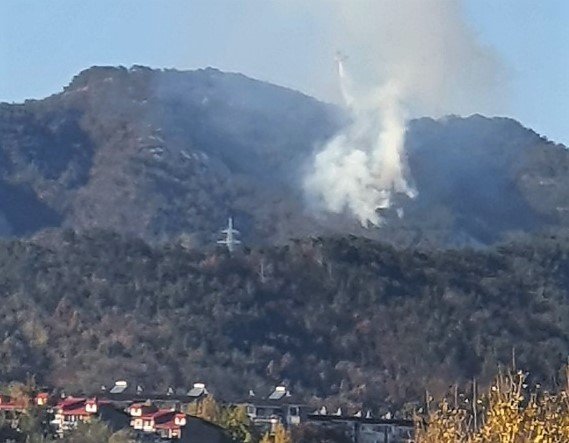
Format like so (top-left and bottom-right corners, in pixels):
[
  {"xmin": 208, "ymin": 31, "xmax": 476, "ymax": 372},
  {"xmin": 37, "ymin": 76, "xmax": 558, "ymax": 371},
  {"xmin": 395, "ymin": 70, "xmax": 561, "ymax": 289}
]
[{"xmin": 0, "ymin": 229, "xmax": 568, "ymax": 411}]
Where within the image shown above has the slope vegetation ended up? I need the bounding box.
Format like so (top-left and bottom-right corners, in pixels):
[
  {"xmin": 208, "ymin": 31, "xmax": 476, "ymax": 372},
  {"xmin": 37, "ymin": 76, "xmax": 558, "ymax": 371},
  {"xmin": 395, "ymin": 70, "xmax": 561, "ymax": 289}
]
[{"xmin": 1, "ymin": 231, "xmax": 569, "ymax": 408}]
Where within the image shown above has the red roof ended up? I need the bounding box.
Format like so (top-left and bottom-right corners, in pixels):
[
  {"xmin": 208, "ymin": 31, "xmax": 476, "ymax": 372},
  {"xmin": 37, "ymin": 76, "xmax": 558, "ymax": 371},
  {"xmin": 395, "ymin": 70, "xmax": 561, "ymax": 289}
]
[
  {"xmin": 138, "ymin": 409, "xmax": 179, "ymax": 423},
  {"xmin": 58, "ymin": 398, "xmax": 87, "ymax": 416},
  {"xmin": 128, "ymin": 402, "xmax": 146, "ymax": 409},
  {"xmin": 61, "ymin": 406, "xmax": 90, "ymax": 416},
  {"xmin": 155, "ymin": 421, "xmax": 181, "ymax": 430},
  {"xmin": 57, "ymin": 397, "xmax": 107, "ymax": 416},
  {"xmin": 0, "ymin": 394, "xmax": 30, "ymax": 411},
  {"xmin": 153, "ymin": 410, "xmax": 175, "ymax": 422},
  {"xmin": 58, "ymin": 397, "xmax": 86, "ymax": 409}
]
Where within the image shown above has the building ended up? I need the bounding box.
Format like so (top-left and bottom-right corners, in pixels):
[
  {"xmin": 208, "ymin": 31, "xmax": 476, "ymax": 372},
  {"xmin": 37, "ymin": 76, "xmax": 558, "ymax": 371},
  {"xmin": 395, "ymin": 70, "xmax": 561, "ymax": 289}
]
[
  {"xmin": 0, "ymin": 391, "xmax": 53, "ymax": 411},
  {"xmin": 238, "ymin": 386, "xmax": 306, "ymax": 431},
  {"xmin": 125, "ymin": 400, "xmax": 234, "ymax": 441},
  {"xmin": 35, "ymin": 392, "xmax": 50, "ymax": 407},
  {"xmin": 97, "ymin": 380, "xmax": 208, "ymax": 411},
  {"xmin": 50, "ymin": 393, "xmax": 232, "ymax": 441},
  {"xmin": 307, "ymin": 413, "xmax": 414, "ymax": 443},
  {"xmin": 51, "ymin": 396, "xmax": 130, "ymax": 437},
  {"xmin": 51, "ymin": 397, "xmax": 101, "ymax": 435},
  {"xmin": 0, "ymin": 394, "xmax": 22, "ymax": 412},
  {"xmin": 126, "ymin": 402, "xmax": 186, "ymax": 439}
]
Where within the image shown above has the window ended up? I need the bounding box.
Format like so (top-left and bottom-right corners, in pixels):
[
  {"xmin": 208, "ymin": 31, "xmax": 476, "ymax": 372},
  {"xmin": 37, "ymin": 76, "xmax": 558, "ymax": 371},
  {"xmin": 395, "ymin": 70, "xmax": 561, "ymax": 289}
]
[
  {"xmin": 289, "ymin": 406, "xmax": 299, "ymax": 416},
  {"xmin": 246, "ymin": 405, "xmax": 256, "ymax": 415}
]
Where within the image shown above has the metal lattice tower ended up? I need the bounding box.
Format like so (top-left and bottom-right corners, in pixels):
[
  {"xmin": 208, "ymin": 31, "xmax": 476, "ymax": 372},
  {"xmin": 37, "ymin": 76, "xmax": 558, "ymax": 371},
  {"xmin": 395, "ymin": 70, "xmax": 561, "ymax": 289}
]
[{"xmin": 217, "ymin": 217, "xmax": 241, "ymax": 252}]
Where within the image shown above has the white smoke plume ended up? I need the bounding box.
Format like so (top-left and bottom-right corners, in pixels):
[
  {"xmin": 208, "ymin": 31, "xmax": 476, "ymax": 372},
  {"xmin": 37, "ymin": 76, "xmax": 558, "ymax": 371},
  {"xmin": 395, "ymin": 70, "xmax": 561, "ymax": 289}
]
[{"xmin": 303, "ymin": 0, "xmax": 505, "ymax": 226}]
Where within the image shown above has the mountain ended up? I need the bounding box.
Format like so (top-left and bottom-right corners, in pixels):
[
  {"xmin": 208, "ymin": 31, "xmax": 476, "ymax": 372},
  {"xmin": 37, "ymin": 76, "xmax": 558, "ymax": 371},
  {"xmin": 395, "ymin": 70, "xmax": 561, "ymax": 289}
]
[
  {"xmin": 0, "ymin": 65, "xmax": 568, "ymax": 246},
  {"xmin": 0, "ymin": 66, "xmax": 340, "ymax": 246},
  {"xmin": 1, "ymin": 230, "xmax": 569, "ymax": 410}
]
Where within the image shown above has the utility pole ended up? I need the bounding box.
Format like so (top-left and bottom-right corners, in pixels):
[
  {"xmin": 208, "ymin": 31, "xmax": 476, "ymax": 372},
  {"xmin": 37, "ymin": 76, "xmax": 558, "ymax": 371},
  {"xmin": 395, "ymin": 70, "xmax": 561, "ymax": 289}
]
[{"xmin": 217, "ymin": 217, "xmax": 241, "ymax": 252}]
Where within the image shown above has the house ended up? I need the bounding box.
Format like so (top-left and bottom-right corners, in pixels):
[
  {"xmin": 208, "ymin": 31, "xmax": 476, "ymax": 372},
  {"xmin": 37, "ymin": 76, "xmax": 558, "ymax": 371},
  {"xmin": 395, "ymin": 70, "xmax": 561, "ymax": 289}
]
[
  {"xmin": 153, "ymin": 410, "xmax": 187, "ymax": 439},
  {"xmin": 51, "ymin": 397, "xmax": 100, "ymax": 435},
  {"xmin": 187, "ymin": 382, "xmax": 209, "ymax": 401},
  {"xmin": 127, "ymin": 401, "xmax": 158, "ymax": 420},
  {"xmin": 125, "ymin": 399, "xmax": 236, "ymax": 442},
  {"xmin": 51, "ymin": 397, "xmax": 130, "ymax": 437},
  {"xmin": 126, "ymin": 401, "xmax": 186, "ymax": 439},
  {"xmin": 307, "ymin": 413, "xmax": 414, "ymax": 443},
  {"xmin": 98, "ymin": 380, "xmax": 205, "ymax": 411},
  {"xmin": 0, "ymin": 391, "xmax": 53, "ymax": 411},
  {"xmin": 238, "ymin": 386, "xmax": 306, "ymax": 431},
  {"xmin": 35, "ymin": 392, "xmax": 50, "ymax": 407},
  {"xmin": 0, "ymin": 395, "xmax": 21, "ymax": 412}
]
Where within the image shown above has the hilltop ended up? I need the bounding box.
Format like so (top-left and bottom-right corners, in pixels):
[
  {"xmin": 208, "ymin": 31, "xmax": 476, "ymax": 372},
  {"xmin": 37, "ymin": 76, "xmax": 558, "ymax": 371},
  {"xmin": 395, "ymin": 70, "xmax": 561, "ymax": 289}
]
[{"xmin": 0, "ymin": 66, "xmax": 568, "ymax": 246}]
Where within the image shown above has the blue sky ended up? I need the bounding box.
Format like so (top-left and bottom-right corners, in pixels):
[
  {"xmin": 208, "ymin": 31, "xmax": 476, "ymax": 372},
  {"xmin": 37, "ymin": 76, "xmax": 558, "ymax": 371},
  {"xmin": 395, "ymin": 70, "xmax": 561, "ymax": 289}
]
[{"xmin": 0, "ymin": 0, "xmax": 567, "ymax": 144}]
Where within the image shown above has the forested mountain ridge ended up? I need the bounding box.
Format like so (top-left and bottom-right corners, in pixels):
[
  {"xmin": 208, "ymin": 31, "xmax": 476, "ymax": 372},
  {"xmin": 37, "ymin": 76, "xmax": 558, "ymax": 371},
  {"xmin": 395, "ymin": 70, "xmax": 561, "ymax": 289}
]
[
  {"xmin": 0, "ymin": 65, "xmax": 339, "ymax": 245},
  {"xmin": 0, "ymin": 65, "xmax": 568, "ymax": 247},
  {"xmin": 1, "ymin": 230, "xmax": 569, "ymax": 410}
]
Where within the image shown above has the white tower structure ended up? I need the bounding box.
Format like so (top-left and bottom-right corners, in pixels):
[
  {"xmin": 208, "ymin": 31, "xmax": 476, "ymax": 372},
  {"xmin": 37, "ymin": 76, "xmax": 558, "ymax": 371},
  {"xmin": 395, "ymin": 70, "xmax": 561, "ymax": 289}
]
[{"xmin": 217, "ymin": 217, "xmax": 241, "ymax": 252}]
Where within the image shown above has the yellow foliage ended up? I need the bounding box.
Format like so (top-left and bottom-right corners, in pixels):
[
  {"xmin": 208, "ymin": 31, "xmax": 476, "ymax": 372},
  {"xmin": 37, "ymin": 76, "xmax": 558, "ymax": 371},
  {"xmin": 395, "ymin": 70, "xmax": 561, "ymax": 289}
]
[
  {"xmin": 259, "ymin": 422, "xmax": 292, "ymax": 443},
  {"xmin": 219, "ymin": 405, "xmax": 255, "ymax": 442},
  {"xmin": 415, "ymin": 368, "xmax": 569, "ymax": 443},
  {"xmin": 187, "ymin": 396, "xmax": 256, "ymax": 441},
  {"xmin": 186, "ymin": 395, "xmax": 222, "ymax": 424},
  {"xmin": 269, "ymin": 422, "xmax": 293, "ymax": 443}
]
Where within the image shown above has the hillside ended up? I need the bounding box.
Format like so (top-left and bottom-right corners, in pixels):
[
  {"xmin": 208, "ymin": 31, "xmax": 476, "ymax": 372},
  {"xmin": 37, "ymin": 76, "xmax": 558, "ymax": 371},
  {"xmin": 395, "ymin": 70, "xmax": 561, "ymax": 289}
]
[
  {"xmin": 0, "ymin": 66, "xmax": 568, "ymax": 247},
  {"xmin": 1, "ymin": 230, "xmax": 569, "ymax": 410},
  {"xmin": 0, "ymin": 66, "xmax": 340, "ymax": 246}
]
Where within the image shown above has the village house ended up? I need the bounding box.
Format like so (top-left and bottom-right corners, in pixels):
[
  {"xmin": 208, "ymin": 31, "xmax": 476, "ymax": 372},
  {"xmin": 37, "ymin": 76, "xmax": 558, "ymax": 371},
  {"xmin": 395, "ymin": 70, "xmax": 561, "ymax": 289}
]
[
  {"xmin": 126, "ymin": 401, "xmax": 186, "ymax": 439},
  {"xmin": 51, "ymin": 396, "xmax": 130, "ymax": 437},
  {"xmin": 0, "ymin": 394, "xmax": 22, "ymax": 412},
  {"xmin": 35, "ymin": 392, "xmax": 50, "ymax": 407},
  {"xmin": 0, "ymin": 391, "xmax": 49, "ymax": 412},
  {"xmin": 99, "ymin": 380, "xmax": 208, "ymax": 411},
  {"xmin": 0, "ymin": 394, "xmax": 38, "ymax": 439},
  {"xmin": 238, "ymin": 386, "xmax": 306, "ymax": 431},
  {"xmin": 51, "ymin": 397, "xmax": 100, "ymax": 435},
  {"xmin": 125, "ymin": 400, "xmax": 233, "ymax": 441},
  {"xmin": 39, "ymin": 380, "xmax": 416, "ymax": 442}
]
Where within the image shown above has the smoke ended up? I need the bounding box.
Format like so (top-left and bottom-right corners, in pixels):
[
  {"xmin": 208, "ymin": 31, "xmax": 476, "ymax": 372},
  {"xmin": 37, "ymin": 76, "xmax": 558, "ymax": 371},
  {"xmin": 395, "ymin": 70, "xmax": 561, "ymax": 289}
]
[{"xmin": 303, "ymin": 0, "xmax": 505, "ymax": 225}]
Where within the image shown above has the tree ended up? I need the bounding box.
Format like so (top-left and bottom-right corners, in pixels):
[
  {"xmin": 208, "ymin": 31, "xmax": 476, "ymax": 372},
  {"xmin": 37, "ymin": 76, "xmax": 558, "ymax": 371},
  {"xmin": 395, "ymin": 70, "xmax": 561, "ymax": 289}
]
[
  {"xmin": 108, "ymin": 429, "xmax": 136, "ymax": 443},
  {"xmin": 273, "ymin": 422, "xmax": 292, "ymax": 443},
  {"xmin": 261, "ymin": 422, "xmax": 292, "ymax": 443},
  {"xmin": 19, "ymin": 406, "xmax": 52, "ymax": 441},
  {"xmin": 219, "ymin": 405, "xmax": 257, "ymax": 443},
  {"xmin": 61, "ymin": 419, "xmax": 111, "ymax": 443},
  {"xmin": 186, "ymin": 395, "xmax": 221, "ymax": 424}
]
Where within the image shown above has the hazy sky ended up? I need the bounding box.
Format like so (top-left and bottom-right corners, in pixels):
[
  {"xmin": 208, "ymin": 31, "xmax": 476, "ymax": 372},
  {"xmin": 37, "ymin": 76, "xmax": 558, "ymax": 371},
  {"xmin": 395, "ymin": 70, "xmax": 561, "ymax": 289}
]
[{"xmin": 1, "ymin": 0, "xmax": 567, "ymax": 144}]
